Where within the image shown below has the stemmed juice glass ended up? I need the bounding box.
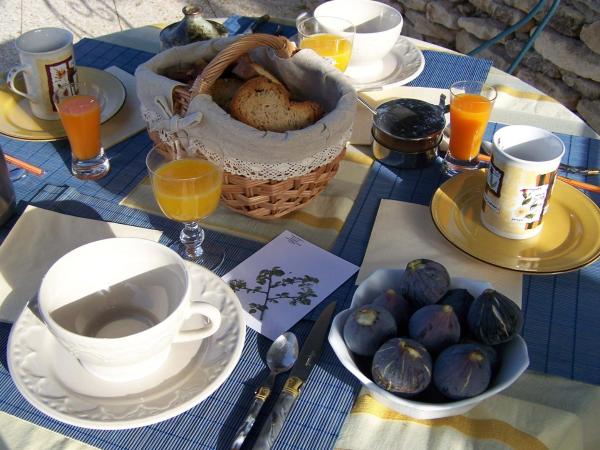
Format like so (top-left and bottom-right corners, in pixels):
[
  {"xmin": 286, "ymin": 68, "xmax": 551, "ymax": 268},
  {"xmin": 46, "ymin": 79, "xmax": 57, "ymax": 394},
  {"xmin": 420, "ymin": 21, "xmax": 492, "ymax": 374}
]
[
  {"xmin": 53, "ymin": 82, "xmax": 110, "ymax": 180},
  {"xmin": 443, "ymin": 81, "xmax": 497, "ymax": 176},
  {"xmin": 297, "ymin": 16, "xmax": 355, "ymax": 72},
  {"xmin": 146, "ymin": 146, "xmax": 224, "ymax": 270}
]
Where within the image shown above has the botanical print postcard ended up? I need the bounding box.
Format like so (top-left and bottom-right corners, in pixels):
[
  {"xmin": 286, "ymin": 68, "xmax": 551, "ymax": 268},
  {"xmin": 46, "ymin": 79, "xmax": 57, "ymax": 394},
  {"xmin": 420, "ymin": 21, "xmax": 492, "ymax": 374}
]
[{"xmin": 222, "ymin": 231, "xmax": 358, "ymax": 340}]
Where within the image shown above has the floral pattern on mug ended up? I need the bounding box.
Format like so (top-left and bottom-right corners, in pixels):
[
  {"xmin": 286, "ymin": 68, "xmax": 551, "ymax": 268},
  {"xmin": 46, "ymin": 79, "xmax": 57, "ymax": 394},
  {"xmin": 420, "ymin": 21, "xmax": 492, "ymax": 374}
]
[{"xmin": 511, "ymin": 186, "xmax": 548, "ymax": 223}]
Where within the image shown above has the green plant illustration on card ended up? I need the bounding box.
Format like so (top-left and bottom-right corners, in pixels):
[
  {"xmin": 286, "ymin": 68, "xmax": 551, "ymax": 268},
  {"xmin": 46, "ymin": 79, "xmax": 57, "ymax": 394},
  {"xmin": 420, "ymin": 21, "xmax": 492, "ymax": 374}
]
[
  {"xmin": 222, "ymin": 231, "xmax": 357, "ymax": 340},
  {"xmin": 229, "ymin": 266, "xmax": 319, "ymax": 321}
]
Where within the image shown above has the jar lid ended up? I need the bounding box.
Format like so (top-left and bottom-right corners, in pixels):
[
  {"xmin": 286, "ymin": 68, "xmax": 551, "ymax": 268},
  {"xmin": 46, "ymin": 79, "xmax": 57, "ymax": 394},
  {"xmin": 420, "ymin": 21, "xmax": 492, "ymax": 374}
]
[{"xmin": 374, "ymin": 99, "xmax": 446, "ymax": 140}]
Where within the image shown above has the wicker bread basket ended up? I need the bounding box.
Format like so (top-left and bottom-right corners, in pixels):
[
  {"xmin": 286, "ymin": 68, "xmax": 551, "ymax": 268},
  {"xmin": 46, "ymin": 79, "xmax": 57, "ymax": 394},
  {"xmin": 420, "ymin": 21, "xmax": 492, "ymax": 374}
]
[{"xmin": 141, "ymin": 34, "xmax": 355, "ymax": 220}]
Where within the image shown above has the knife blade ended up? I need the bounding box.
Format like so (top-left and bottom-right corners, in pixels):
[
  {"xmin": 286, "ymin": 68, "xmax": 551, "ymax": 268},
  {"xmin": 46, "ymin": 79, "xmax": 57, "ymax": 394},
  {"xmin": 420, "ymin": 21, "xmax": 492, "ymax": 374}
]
[{"xmin": 252, "ymin": 301, "xmax": 337, "ymax": 450}]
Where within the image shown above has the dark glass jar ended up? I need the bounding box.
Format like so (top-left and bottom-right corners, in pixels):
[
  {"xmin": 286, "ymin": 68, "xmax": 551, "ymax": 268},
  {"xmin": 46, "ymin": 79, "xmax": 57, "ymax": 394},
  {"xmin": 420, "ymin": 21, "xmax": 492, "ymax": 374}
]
[{"xmin": 371, "ymin": 98, "xmax": 448, "ymax": 169}]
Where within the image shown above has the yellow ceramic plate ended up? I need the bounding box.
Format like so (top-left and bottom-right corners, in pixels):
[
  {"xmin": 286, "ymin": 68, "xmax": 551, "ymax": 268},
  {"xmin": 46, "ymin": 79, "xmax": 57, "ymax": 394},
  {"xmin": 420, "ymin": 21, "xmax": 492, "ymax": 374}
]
[
  {"xmin": 430, "ymin": 169, "xmax": 600, "ymax": 274},
  {"xmin": 0, "ymin": 67, "xmax": 126, "ymax": 141}
]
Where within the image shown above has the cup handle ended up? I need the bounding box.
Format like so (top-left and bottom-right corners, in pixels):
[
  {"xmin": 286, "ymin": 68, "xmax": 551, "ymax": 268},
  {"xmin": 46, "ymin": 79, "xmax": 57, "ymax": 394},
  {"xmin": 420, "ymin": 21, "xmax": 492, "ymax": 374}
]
[
  {"xmin": 173, "ymin": 302, "xmax": 222, "ymax": 343},
  {"xmin": 6, "ymin": 65, "xmax": 34, "ymax": 101}
]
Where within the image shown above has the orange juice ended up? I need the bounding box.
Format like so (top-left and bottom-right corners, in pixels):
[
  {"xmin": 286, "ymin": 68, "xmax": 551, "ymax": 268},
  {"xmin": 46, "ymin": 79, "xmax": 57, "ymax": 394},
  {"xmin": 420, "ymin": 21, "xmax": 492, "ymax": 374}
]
[
  {"xmin": 153, "ymin": 159, "xmax": 222, "ymax": 222},
  {"xmin": 449, "ymin": 93, "xmax": 493, "ymax": 161},
  {"xmin": 57, "ymin": 95, "xmax": 101, "ymax": 160},
  {"xmin": 300, "ymin": 33, "xmax": 353, "ymax": 72}
]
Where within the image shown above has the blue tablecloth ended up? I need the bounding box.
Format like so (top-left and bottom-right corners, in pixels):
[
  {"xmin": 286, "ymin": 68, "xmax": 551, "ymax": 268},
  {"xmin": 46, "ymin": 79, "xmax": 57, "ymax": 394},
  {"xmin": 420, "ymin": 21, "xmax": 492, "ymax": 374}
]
[{"xmin": 1, "ymin": 23, "xmax": 599, "ymax": 450}]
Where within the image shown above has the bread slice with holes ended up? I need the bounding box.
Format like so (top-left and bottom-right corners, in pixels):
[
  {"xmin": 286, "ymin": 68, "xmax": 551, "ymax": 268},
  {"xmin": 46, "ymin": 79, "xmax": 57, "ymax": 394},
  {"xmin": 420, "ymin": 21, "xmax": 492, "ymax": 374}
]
[{"xmin": 230, "ymin": 76, "xmax": 323, "ymax": 132}]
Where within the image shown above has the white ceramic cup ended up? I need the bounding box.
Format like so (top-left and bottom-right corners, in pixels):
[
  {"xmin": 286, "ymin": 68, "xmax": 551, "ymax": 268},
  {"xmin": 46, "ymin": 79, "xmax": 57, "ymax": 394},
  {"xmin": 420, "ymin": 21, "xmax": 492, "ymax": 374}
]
[
  {"xmin": 314, "ymin": 0, "xmax": 403, "ymax": 73},
  {"xmin": 37, "ymin": 237, "xmax": 222, "ymax": 381},
  {"xmin": 480, "ymin": 125, "xmax": 565, "ymax": 240},
  {"xmin": 6, "ymin": 27, "xmax": 77, "ymax": 120}
]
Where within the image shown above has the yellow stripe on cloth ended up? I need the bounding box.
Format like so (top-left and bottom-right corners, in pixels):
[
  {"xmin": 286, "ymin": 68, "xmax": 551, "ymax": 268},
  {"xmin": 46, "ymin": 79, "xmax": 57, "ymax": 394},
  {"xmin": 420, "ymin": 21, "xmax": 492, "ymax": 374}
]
[
  {"xmin": 120, "ymin": 149, "xmax": 371, "ymax": 249},
  {"xmin": 494, "ymin": 85, "xmax": 558, "ymax": 103},
  {"xmin": 336, "ymin": 372, "xmax": 600, "ymax": 450},
  {"xmin": 351, "ymin": 394, "xmax": 547, "ymax": 450}
]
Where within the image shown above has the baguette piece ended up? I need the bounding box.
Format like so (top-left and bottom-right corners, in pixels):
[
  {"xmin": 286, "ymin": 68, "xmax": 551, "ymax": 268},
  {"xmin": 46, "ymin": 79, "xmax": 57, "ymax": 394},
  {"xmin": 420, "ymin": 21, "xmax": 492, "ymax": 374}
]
[{"xmin": 230, "ymin": 76, "xmax": 323, "ymax": 132}]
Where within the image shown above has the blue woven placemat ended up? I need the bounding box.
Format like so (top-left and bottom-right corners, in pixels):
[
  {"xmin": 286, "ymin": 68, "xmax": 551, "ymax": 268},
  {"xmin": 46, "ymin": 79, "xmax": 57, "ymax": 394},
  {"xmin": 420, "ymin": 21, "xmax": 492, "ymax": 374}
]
[
  {"xmin": 223, "ymin": 15, "xmax": 297, "ymax": 38},
  {"xmin": 410, "ymin": 50, "xmax": 492, "ymax": 89},
  {"xmin": 0, "ymin": 183, "xmax": 358, "ymax": 450},
  {"xmin": 0, "ymin": 30, "xmax": 540, "ymax": 450}
]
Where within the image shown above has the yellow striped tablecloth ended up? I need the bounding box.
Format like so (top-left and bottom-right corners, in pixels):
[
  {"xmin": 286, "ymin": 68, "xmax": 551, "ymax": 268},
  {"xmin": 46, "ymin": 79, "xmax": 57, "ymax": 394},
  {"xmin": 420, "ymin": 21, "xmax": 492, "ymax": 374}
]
[{"xmin": 335, "ymin": 372, "xmax": 600, "ymax": 450}]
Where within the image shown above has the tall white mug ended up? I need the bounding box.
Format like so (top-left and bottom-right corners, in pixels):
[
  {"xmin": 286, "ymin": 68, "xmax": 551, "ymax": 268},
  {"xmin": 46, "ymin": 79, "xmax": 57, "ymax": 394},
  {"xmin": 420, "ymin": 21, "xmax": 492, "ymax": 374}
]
[
  {"xmin": 481, "ymin": 125, "xmax": 565, "ymax": 240},
  {"xmin": 6, "ymin": 27, "xmax": 77, "ymax": 120}
]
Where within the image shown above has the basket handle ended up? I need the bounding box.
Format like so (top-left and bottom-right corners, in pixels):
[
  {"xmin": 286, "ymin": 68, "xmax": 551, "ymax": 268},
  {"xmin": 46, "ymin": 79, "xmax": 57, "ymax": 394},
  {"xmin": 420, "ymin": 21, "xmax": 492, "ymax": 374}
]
[{"xmin": 189, "ymin": 34, "xmax": 296, "ymax": 99}]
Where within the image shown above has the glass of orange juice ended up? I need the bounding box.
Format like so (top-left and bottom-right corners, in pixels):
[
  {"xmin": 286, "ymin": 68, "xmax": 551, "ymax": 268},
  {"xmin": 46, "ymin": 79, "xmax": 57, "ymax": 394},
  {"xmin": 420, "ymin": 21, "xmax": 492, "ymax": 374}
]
[
  {"xmin": 444, "ymin": 81, "xmax": 497, "ymax": 176},
  {"xmin": 53, "ymin": 82, "xmax": 110, "ymax": 180},
  {"xmin": 298, "ymin": 16, "xmax": 355, "ymax": 72},
  {"xmin": 146, "ymin": 146, "xmax": 224, "ymax": 270}
]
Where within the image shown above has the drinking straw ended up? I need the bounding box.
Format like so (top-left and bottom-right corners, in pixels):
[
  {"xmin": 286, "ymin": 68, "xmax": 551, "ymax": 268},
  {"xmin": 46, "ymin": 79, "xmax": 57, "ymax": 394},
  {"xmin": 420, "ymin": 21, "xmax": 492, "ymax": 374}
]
[{"xmin": 4, "ymin": 153, "xmax": 45, "ymax": 176}]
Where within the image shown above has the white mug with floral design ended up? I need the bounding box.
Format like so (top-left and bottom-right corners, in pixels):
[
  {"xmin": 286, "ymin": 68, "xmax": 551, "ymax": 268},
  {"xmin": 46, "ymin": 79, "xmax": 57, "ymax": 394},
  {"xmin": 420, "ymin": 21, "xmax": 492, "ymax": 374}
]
[
  {"xmin": 6, "ymin": 28, "xmax": 77, "ymax": 120},
  {"xmin": 481, "ymin": 125, "xmax": 565, "ymax": 240}
]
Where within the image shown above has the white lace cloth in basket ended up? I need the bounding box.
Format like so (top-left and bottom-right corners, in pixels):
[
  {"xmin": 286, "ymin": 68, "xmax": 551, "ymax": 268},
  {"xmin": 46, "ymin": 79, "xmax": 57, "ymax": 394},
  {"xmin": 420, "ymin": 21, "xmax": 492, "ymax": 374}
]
[{"xmin": 135, "ymin": 36, "xmax": 357, "ymax": 181}]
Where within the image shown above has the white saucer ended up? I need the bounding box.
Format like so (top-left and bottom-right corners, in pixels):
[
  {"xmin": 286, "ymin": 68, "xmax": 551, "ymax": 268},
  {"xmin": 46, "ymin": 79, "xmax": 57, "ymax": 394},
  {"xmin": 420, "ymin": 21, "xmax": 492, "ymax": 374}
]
[
  {"xmin": 346, "ymin": 36, "xmax": 425, "ymax": 91},
  {"xmin": 7, "ymin": 261, "xmax": 246, "ymax": 430}
]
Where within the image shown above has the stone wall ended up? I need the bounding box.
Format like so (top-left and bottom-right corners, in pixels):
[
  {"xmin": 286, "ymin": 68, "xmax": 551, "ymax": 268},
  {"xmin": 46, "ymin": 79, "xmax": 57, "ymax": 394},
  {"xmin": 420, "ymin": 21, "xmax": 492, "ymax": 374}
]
[{"xmin": 393, "ymin": 0, "xmax": 600, "ymax": 134}]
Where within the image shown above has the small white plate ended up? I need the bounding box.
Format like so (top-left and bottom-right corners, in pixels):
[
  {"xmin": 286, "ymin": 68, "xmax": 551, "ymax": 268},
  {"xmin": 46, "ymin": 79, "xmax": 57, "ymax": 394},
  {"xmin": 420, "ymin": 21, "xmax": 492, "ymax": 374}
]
[
  {"xmin": 346, "ymin": 36, "xmax": 425, "ymax": 92},
  {"xmin": 328, "ymin": 268, "xmax": 529, "ymax": 419},
  {"xmin": 7, "ymin": 261, "xmax": 246, "ymax": 430}
]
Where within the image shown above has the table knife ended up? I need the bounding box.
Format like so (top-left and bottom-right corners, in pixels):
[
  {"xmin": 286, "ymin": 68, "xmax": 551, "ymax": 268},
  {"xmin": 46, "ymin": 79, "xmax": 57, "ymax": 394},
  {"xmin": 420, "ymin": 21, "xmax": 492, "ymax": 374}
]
[{"xmin": 252, "ymin": 302, "xmax": 337, "ymax": 450}]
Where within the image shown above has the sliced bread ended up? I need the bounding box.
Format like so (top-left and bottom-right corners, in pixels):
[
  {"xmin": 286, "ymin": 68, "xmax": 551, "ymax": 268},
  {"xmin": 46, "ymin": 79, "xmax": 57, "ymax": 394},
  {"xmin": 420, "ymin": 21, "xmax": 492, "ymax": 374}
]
[{"xmin": 230, "ymin": 76, "xmax": 323, "ymax": 132}]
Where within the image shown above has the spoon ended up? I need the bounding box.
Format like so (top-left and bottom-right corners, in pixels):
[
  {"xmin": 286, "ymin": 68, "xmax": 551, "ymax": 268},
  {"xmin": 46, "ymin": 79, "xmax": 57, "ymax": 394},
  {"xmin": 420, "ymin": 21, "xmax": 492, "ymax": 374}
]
[{"xmin": 231, "ymin": 332, "xmax": 299, "ymax": 450}]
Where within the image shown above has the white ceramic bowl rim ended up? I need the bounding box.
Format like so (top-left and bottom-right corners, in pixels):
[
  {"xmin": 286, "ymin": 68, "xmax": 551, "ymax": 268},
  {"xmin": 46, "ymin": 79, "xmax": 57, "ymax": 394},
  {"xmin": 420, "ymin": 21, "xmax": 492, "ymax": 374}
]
[{"xmin": 315, "ymin": 0, "xmax": 403, "ymax": 34}]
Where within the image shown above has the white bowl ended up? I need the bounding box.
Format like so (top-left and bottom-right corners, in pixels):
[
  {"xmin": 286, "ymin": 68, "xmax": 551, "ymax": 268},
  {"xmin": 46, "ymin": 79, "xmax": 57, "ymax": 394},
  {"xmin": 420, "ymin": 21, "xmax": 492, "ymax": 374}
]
[
  {"xmin": 315, "ymin": 0, "xmax": 403, "ymax": 69},
  {"xmin": 328, "ymin": 268, "xmax": 529, "ymax": 419}
]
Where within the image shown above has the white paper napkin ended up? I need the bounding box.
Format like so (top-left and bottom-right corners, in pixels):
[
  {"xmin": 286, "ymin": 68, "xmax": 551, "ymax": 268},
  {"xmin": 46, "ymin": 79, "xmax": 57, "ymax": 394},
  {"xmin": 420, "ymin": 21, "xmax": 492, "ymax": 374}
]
[
  {"xmin": 0, "ymin": 206, "xmax": 162, "ymax": 323},
  {"xmin": 0, "ymin": 412, "xmax": 98, "ymax": 450},
  {"xmin": 357, "ymin": 199, "xmax": 523, "ymax": 304},
  {"xmin": 101, "ymin": 66, "xmax": 146, "ymax": 150}
]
